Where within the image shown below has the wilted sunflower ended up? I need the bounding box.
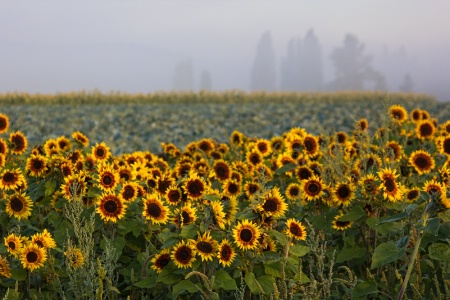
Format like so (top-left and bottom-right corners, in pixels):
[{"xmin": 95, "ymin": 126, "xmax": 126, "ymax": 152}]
[
  {"xmin": 0, "ymin": 168, "xmax": 25, "ymax": 190},
  {"xmin": 9, "ymin": 131, "xmax": 28, "ymax": 155},
  {"xmin": 26, "ymin": 154, "xmax": 48, "ymax": 177},
  {"xmin": 142, "ymin": 195, "xmax": 170, "ymax": 224},
  {"xmin": 385, "ymin": 141, "xmax": 404, "ymax": 162},
  {"xmin": 91, "ymin": 142, "xmax": 111, "ymax": 162},
  {"xmin": 96, "ymin": 193, "xmax": 127, "ymax": 223},
  {"xmin": 183, "ymin": 172, "xmax": 207, "ymax": 200},
  {"xmin": 332, "ymin": 181, "xmax": 356, "ymax": 207},
  {"xmin": 409, "ymin": 149, "xmax": 435, "ymax": 174},
  {"xmin": 258, "ymin": 187, "xmax": 288, "ymax": 218},
  {"xmin": 97, "ymin": 164, "xmax": 120, "ymax": 191},
  {"xmin": 389, "ymin": 104, "xmax": 408, "ymax": 123},
  {"xmin": 0, "ymin": 255, "xmax": 11, "ymax": 278},
  {"xmin": 171, "ymin": 240, "xmax": 197, "ymax": 269},
  {"xmin": 61, "ymin": 174, "xmax": 87, "ymax": 201},
  {"xmin": 405, "ymin": 188, "xmax": 421, "ymax": 203},
  {"xmin": 4, "ymin": 233, "xmax": 24, "ymax": 258},
  {"xmin": 0, "ymin": 113, "xmax": 9, "ymax": 134},
  {"xmin": 31, "ymin": 229, "xmax": 57, "ymax": 249},
  {"xmin": 151, "ymin": 248, "xmax": 171, "ymax": 273},
  {"xmin": 301, "ymin": 174, "xmax": 325, "ymax": 202},
  {"xmin": 378, "ymin": 167, "xmax": 403, "ymax": 202},
  {"xmin": 20, "ymin": 243, "xmax": 47, "ymax": 272},
  {"xmin": 191, "ymin": 231, "xmax": 218, "ymax": 262},
  {"xmin": 211, "ymin": 159, "xmax": 231, "ymax": 182},
  {"xmin": 119, "ymin": 182, "xmax": 139, "ymax": 202},
  {"xmin": 331, "ymin": 214, "xmax": 353, "ymax": 231},
  {"xmin": 285, "ymin": 219, "xmax": 307, "ymax": 241},
  {"xmin": 5, "ymin": 192, "xmax": 33, "ymax": 220},
  {"xmin": 72, "ymin": 131, "xmax": 89, "ymax": 147},
  {"xmin": 65, "ymin": 245, "xmax": 84, "ymax": 269},
  {"xmin": 173, "ymin": 204, "xmax": 197, "ymax": 227},
  {"xmin": 285, "ymin": 182, "xmax": 302, "ymax": 201},
  {"xmin": 246, "ymin": 149, "xmax": 263, "ymax": 168},
  {"xmin": 416, "ymin": 120, "xmax": 436, "ymax": 140},
  {"xmin": 232, "ymin": 219, "xmax": 261, "ymax": 251},
  {"xmin": 217, "ymin": 239, "xmax": 236, "ymax": 267}
]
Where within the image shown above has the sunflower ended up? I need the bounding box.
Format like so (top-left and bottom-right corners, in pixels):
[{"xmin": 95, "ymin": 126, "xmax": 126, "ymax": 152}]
[
  {"xmin": 61, "ymin": 174, "xmax": 87, "ymax": 201},
  {"xmin": 31, "ymin": 229, "xmax": 57, "ymax": 249},
  {"xmin": 300, "ymin": 174, "xmax": 325, "ymax": 202},
  {"xmin": 331, "ymin": 214, "xmax": 353, "ymax": 231},
  {"xmin": 285, "ymin": 182, "xmax": 301, "ymax": 201},
  {"xmin": 142, "ymin": 195, "xmax": 170, "ymax": 224},
  {"xmin": 210, "ymin": 200, "xmax": 227, "ymax": 229},
  {"xmin": 378, "ymin": 167, "xmax": 404, "ymax": 202},
  {"xmin": 423, "ymin": 179, "xmax": 444, "ymax": 197},
  {"xmin": 409, "ymin": 150, "xmax": 435, "ymax": 174},
  {"xmin": 60, "ymin": 161, "xmax": 74, "ymax": 178},
  {"xmin": 191, "ymin": 231, "xmax": 218, "ymax": 262},
  {"xmin": 0, "ymin": 255, "xmax": 11, "ymax": 278},
  {"xmin": 171, "ymin": 240, "xmax": 197, "ymax": 269},
  {"xmin": 55, "ymin": 135, "xmax": 72, "ymax": 152},
  {"xmin": 26, "ymin": 154, "xmax": 48, "ymax": 177},
  {"xmin": 20, "ymin": 243, "xmax": 47, "ymax": 271},
  {"xmin": 416, "ymin": 120, "xmax": 436, "ymax": 140},
  {"xmin": 183, "ymin": 172, "xmax": 207, "ymax": 200},
  {"xmin": 43, "ymin": 139, "xmax": 60, "ymax": 157},
  {"xmin": 230, "ymin": 130, "xmax": 245, "ymax": 147},
  {"xmin": 246, "ymin": 149, "xmax": 263, "ymax": 168},
  {"xmin": 156, "ymin": 173, "xmax": 175, "ymax": 196},
  {"xmin": 358, "ymin": 173, "xmax": 380, "ymax": 198},
  {"xmin": 0, "ymin": 113, "xmax": 9, "ymax": 134},
  {"xmin": 173, "ymin": 204, "xmax": 197, "ymax": 227},
  {"xmin": 257, "ymin": 187, "xmax": 288, "ymax": 218},
  {"xmin": 0, "ymin": 153, "xmax": 5, "ymax": 169},
  {"xmin": 217, "ymin": 239, "xmax": 236, "ymax": 267},
  {"xmin": 211, "ymin": 159, "xmax": 231, "ymax": 182},
  {"xmin": 96, "ymin": 193, "xmax": 127, "ymax": 223},
  {"xmin": 5, "ymin": 192, "xmax": 33, "ymax": 220},
  {"xmin": 118, "ymin": 166, "xmax": 133, "ymax": 182},
  {"xmin": 244, "ymin": 181, "xmax": 260, "ymax": 199},
  {"xmin": 436, "ymin": 135, "xmax": 450, "ymax": 157},
  {"xmin": 270, "ymin": 136, "xmax": 284, "ymax": 153},
  {"xmin": 0, "ymin": 139, "xmax": 8, "ymax": 155},
  {"xmin": 97, "ymin": 164, "xmax": 119, "ymax": 191},
  {"xmin": 440, "ymin": 120, "xmax": 450, "ymax": 135},
  {"xmin": 332, "ymin": 181, "xmax": 356, "ymax": 207},
  {"xmin": 164, "ymin": 184, "xmax": 182, "ymax": 205},
  {"xmin": 405, "ymin": 188, "xmax": 420, "ymax": 203},
  {"xmin": 296, "ymin": 166, "xmax": 313, "ymax": 181},
  {"xmin": 410, "ymin": 109, "xmax": 423, "ymax": 123},
  {"xmin": 389, "ymin": 104, "xmax": 408, "ymax": 123},
  {"xmin": 223, "ymin": 195, "xmax": 238, "ymax": 225},
  {"xmin": 91, "ymin": 142, "xmax": 111, "ymax": 162},
  {"xmin": 4, "ymin": 233, "xmax": 24, "ymax": 257},
  {"xmin": 65, "ymin": 245, "xmax": 84, "ymax": 269},
  {"xmin": 255, "ymin": 139, "xmax": 272, "ymax": 157},
  {"xmin": 385, "ymin": 141, "xmax": 404, "ymax": 162},
  {"xmin": 9, "ymin": 131, "xmax": 28, "ymax": 155},
  {"xmin": 285, "ymin": 219, "xmax": 307, "ymax": 241},
  {"xmin": 233, "ymin": 219, "xmax": 261, "ymax": 251},
  {"xmin": 72, "ymin": 131, "xmax": 89, "ymax": 147},
  {"xmin": 0, "ymin": 168, "xmax": 25, "ymax": 190},
  {"xmin": 119, "ymin": 182, "xmax": 139, "ymax": 202},
  {"xmin": 151, "ymin": 248, "xmax": 171, "ymax": 273},
  {"xmin": 302, "ymin": 134, "xmax": 320, "ymax": 158},
  {"xmin": 357, "ymin": 153, "xmax": 382, "ymax": 172},
  {"xmin": 222, "ymin": 178, "xmax": 242, "ymax": 197}
]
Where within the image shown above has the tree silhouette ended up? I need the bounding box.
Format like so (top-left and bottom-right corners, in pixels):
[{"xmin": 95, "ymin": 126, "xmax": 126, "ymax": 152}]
[
  {"xmin": 173, "ymin": 59, "xmax": 194, "ymax": 91},
  {"xmin": 250, "ymin": 31, "xmax": 276, "ymax": 91},
  {"xmin": 329, "ymin": 33, "xmax": 385, "ymax": 91}
]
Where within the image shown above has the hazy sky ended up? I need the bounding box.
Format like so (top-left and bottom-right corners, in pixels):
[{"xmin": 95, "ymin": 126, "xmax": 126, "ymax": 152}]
[{"xmin": 1, "ymin": 1, "xmax": 450, "ymax": 99}]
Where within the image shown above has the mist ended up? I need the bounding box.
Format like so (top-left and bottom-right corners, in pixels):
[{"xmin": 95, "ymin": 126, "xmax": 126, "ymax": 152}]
[{"xmin": 1, "ymin": 1, "xmax": 450, "ymax": 100}]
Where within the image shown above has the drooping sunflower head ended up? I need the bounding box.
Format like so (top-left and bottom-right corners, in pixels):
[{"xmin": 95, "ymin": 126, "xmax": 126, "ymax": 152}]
[
  {"xmin": 0, "ymin": 255, "xmax": 12, "ymax": 278},
  {"xmin": 270, "ymin": 136, "xmax": 284, "ymax": 153},
  {"xmin": 64, "ymin": 245, "xmax": 84, "ymax": 269},
  {"xmin": 96, "ymin": 193, "xmax": 127, "ymax": 223},
  {"xmin": 20, "ymin": 243, "xmax": 47, "ymax": 272},
  {"xmin": 389, "ymin": 104, "xmax": 408, "ymax": 123},
  {"xmin": 9, "ymin": 131, "xmax": 28, "ymax": 155},
  {"xmin": 151, "ymin": 248, "xmax": 171, "ymax": 273},
  {"xmin": 258, "ymin": 187, "xmax": 288, "ymax": 218},
  {"xmin": 232, "ymin": 219, "xmax": 261, "ymax": 251},
  {"xmin": 5, "ymin": 192, "xmax": 33, "ymax": 220},
  {"xmin": 217, "ymin": 239, "xmax": 236, "ymax": 267},
  {"xmin": 409, "ymin": 149, "xmax": 435, "ymax": 175},
  {"xmin": 72, "ymin": 131, "xmax": 89, "ymax": 147},
  {"xmin": 190, "ymin": 231, "xmax": 218, "ymax": 262},
  {"xmin": 285, "ymin": 218, "xmax": 307, "ymax": 241},
  {"xmin": 142, "ymin": 195, "xmax": 170, "ymax": 225},
  {"xmin": 183, "ymin": 172, "xmax": 207, "ymax": 201},
  {"xmin": 416, "ymin": 120, "xmax": 436, "ymax": 140},
  {"xmin": 332, "ymin": 213, "xmax": 353, "ymax": 231},
  {"xmin": 230, "ymin": 130, "xmax": 245, "ymax": 147},
  {"xmin": 0, "ymin": 113, "xmax": 9, "ymax": 134},
  {"xmin": 171, "ymin": 240, "xmax": 197, "ymax": 269}
]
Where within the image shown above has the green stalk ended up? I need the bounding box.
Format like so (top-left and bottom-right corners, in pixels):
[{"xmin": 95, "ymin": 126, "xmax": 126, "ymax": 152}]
[{"xmin": 396, "ymin": 234, "xmax": 422, "ymax": 300}]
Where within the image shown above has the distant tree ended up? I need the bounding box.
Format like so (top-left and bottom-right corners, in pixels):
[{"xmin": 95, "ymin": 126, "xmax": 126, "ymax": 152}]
[
  {"xmin": 399, "ymin": 73, "xmax": 413, "ymax": 93},
  {"xmin": 173, "ymin": 59, "xmax": 194, "ymax": 91},
  {"xmin": 280, "ymin": 37, "xmax": 300, "ymax": 91},
  {"xmin": 329, "ymin": 33, "xmax": 385, "ymax": 91},
  {"xmin": 250, "ymin": 31, "xmax": 276, "ymax": 91},
  {"xmin": 199, "ymin": 70, "xmax": 212, "ymax": 90}
]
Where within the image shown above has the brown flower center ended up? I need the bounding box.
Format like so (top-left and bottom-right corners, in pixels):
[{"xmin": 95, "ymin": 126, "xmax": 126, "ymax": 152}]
[
  {"xmin": 104, "ymin": 199, "xmax": 118, "ymax": 213},
  {"xmin": 26, "ymin": 251, "xmax": 38, "ymax": 263},
  {"xmin": 3, "ymin": 172, "xmax": 15, "ymax": 183},
  {"xmin": 196, "ymin": 241, "xmax": 213, "ymax": 254},
  {"xmin": 147, "ymin": 202, "xmax": 162, "ymax": 217},
  {"xmin": 10, "ymin": 196, "xmax": 24, "ymax": 212},
  {"xmin": 262, "ymin": 198, "xmax": 278, "ymax": 212},
  {"xmin": 239, "ymin": 228, "xmax": 253, "ymax": 242}
]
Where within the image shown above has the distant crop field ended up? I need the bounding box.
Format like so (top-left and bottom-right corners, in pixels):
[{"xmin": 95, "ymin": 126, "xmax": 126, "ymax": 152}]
[{"xmin": 0, "ymin": 91, "xmax": 449, "ymax": 299}]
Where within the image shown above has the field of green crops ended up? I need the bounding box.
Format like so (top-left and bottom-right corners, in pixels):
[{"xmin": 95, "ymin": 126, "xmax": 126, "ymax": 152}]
[{"xmin": 0, "ymin": 91, "xmax": 449, "ymax": 300}]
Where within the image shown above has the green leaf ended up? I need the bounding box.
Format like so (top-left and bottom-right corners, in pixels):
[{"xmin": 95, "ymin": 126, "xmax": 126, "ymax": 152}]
[
  {"xmin": 406, "ymin": 204, "xmax": 419, "ymax": 214},
  {"xmin": 338, "ymin": 205, "xmax": 366, "ymax": 222},
  {"xmin": 237, "ymin": 212, "xmax": 258, "ymax": 220},
  {"xmin": 203, "ymin": 194, "xmax": 220, "ymax": 201},
  {"xmin": 134, "ymin": 276, "xmax": 156, "ymax": 288},
  {"xmin": 336, "ymin": 244, "xmax": 366, "ymax": 263},
  {"xmin": 352, "ymin": 280, "xmax": 378, "ymax": 298},
  {"xmin": 245, "ymin": 272, "xmax": 275, "ymax": 295},
  {"xmin": 156, "ymin": 263, "xmax": 183, "ymax": 285},
  {"xmin": 371, "ymin": 242, "xmax": 403, "ymax": 269},
  {"xmin": 172, "ymin": 280, "xmax": 199, "ymax": 298},
  {"xmin": 44, "ymin": 179, "xmax": 57, "ymax": 197},
  {"xmin": 264, "ymin": 260, "xmax": 282, "ymax": 278},
  {"xmin": 377, "ymin": 211, "xmax": 408, "ymax": 224},
  {"xmin": 396, "ymin": 236, "xmax": 410, "ymax": 249},
  {"xmin": 417, "ymin": 218, "xmax": 441, "ymax": 236},
  {"xmin": 428, "ymin": 243, "xmax": 450, "ymax": 261},
  {"xmin": 275, "ymin": 163, "xmax": 297, "ymax": 175},
  {"xmin": 290, "ymin": 244, "xmax": 310, "ymax": 257},
  {"xmin": 293, "ymin": 270, "xmax": 310, "ymax": 284},
  {"xmin": 268, "ymin": 229, "xmax": 288, "ymax": 246},
  {"xmin": 212, "ymin": 270, "xmax": 237, "ymax": 291},
  {"xmin": 11, "ymin": 268, "xmax": 27, "ymax": 281},
  {"xmin": 180, "ymin": 224, "xmax": 198, "ymax": 239}
]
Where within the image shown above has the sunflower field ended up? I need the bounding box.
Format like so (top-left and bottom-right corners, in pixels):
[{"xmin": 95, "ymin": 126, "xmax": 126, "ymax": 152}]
[{"xmin": 0, "ymin": 91, "xmax": 449, "ymax": 300}]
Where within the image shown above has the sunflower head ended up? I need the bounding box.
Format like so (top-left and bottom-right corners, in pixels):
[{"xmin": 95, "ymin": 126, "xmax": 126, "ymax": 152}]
[
  {"xmin": 257, "ymin": 187, "xmax": 288, "ymax": 218},
  {"xmin": 92, "ymin": 142, "xmax": 111, "ymax": 162},
  {"xmin": 332, "ymin": 213, "xmax": 353, "ymax": 231},
  {"xmin": 151, "ymin": 248, "xmax": 172, "ymax": 273},
  {"xmin": 26, "ymin": 154, "xmax": 48, "ymax": 177},
  {"xmin": 65, "ymin": 245, "xmax": 84, "ymax": 269},
  {"xmin": 416, "ymin": 120, "xmax": 436, "ymax": 140},
  {"xmin": 183, "ymin": 172, "xmax": 207, "ymax": 201},
  {"xmin": 232, "ymin": 219, "xmax": 261, "ymax": 251},
  {"xmin": 96, "ymin": 192, "xmax": 127, "ymax": 223},
  {"xmin": 142, "ymin": 195, "xmax": 170, "ymax": 224},
  {"xmin": 285, "ymin": 218, "xmax": 307, "ymax": 241},
  {"xmin": 0, "ymin": 114, "xmax": 9, "ymax": 134},
  {"xmin": 409, "ymin": 150, "xmax": 435, "ymax": 175},
  {"xmin": 389, "ymin": 105, "xmax": 408, "ymax": 123},
  {"xmin": 217, "ymin": 239, "xmax": 236, "ymax": 267},
  {"xmin": 0, "ymin": 255, "xmax": 12, "ymax": 278},
  {"xmin": 20, "ymin": 243, "xmax": 47, "ymax": 272},
  {"xmin": 171, "ymin": 240, "xmax": 197, "ymax": 269},
  {"xmin": 4, "ymin": 233, "xmax": 24, "ymax": 257},
  {"xmin": 190, "ymin": 231, "xmax": 218, "ymax": 262},
  {"xmin": 72, "ymin": 131, "xmax": 90, "ymax": 147},
  {"xmin": 5, "ymin": 192, "xmax": 33, "ymax": 220},
  {"xmin": 9, "ymin": 131, "xmax": 28, "ymax": 155}
]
